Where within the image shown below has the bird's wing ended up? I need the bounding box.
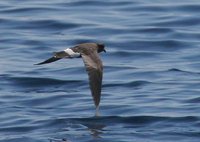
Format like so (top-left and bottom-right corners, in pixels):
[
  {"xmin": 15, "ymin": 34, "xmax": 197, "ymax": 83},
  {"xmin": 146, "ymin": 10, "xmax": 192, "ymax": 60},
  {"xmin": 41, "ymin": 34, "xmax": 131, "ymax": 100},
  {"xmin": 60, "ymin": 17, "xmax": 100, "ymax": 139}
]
[
  {"xmin": 81, "ymin": 51, "xmax": 103, "ymax": 108},
  {"xmin": 35, "ymin": 56, "xmax": 61, "ymax": 65},
  {"xmin": 35, "ymin": 51, "xmax": 70, "ymax": 65}
]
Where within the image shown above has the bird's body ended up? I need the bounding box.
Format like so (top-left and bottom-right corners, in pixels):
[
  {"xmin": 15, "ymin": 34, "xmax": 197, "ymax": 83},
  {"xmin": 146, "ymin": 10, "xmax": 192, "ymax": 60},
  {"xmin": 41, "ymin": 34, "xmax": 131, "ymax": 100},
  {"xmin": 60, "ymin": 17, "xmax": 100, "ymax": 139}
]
[{"xmin": 35, "ymin": 43, "xmax": 106, "ymax": 116}]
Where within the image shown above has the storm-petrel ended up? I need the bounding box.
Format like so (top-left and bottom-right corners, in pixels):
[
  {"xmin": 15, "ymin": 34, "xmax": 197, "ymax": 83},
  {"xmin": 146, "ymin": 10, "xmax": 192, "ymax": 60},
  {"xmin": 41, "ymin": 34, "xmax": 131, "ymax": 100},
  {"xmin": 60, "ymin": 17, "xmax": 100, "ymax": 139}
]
[{"xmin": 35, "ymin": 43, "xmax": 106, "ymax": 116}]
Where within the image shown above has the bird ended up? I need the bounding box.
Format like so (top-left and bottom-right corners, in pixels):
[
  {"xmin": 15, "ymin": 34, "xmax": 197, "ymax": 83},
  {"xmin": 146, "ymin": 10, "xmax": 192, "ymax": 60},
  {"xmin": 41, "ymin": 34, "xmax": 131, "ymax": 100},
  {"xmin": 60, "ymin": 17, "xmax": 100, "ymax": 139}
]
[{"xmin": 35, "ymin": 43, "xmax": 106, "ymax": 116}]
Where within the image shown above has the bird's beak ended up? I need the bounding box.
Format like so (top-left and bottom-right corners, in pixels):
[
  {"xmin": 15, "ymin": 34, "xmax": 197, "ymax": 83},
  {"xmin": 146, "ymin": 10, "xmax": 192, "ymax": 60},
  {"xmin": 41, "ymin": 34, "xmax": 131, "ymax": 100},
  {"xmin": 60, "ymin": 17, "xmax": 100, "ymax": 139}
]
[{"xmin": 103, "ymin": 49, "xmax": 106, "ymax": 53}]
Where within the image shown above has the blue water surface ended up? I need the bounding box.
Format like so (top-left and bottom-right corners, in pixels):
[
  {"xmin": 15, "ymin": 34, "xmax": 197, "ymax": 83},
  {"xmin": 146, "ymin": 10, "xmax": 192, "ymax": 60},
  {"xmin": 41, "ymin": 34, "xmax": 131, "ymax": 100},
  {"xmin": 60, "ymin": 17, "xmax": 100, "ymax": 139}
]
[{"xmin": 0, "ymin": 0, "xmax": 200, "ymax": 142}]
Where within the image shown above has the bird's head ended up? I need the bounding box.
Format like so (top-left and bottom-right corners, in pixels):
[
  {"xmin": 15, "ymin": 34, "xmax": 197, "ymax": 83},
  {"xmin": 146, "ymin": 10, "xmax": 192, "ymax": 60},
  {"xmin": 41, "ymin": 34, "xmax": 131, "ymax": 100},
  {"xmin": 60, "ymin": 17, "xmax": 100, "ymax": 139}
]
[{"xmin": 97, "ymin": 43, "xmax": 106, "ymax": 53}]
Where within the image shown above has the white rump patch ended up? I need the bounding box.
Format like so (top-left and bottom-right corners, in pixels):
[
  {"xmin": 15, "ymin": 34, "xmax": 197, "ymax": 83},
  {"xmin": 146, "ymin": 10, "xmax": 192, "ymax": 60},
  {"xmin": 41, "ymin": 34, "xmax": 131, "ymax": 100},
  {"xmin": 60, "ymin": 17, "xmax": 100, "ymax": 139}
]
[{"xmin": 64, "ymin": 48, "xmax": 80, "ymax": 58}]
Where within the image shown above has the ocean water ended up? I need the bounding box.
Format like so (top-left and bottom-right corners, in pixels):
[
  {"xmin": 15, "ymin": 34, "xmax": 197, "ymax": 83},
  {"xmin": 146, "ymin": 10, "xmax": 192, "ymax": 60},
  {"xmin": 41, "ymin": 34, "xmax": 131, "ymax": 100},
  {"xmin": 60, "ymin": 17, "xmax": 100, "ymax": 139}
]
[{"xmin": 0, "ymin": 0, "xmax": 200, "ymax": 142}]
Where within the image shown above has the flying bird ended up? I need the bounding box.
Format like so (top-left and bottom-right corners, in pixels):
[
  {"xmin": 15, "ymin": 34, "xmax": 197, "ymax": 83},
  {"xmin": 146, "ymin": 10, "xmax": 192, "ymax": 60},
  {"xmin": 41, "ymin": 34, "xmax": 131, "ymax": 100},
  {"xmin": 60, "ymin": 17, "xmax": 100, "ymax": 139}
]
[{"xmin": 35, "ymin": 43, "xmax": 106, "ymax": 116}]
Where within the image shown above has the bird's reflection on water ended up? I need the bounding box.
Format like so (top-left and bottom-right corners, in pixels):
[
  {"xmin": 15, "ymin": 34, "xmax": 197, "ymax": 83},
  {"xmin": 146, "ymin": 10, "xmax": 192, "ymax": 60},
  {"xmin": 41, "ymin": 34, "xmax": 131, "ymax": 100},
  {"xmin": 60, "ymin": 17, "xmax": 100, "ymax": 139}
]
[
  {"xmin": 85, "ymin": 122, "xmax": 105, "ymax": 138},
  {"xmin": 71, "ymin": 116, "xmax": 106, "ymax": 138},
  {"xmin": 49, "ymin": 116, "xmax": 106, "ymax": 142}
]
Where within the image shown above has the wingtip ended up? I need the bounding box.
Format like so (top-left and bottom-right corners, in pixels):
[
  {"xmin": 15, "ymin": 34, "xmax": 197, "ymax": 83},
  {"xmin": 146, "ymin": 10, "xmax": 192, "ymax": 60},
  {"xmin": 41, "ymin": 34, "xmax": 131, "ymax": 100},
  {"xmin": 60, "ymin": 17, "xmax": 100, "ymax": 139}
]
[
  {"xmin": 95, "ymin": 106, "xmax": 100, "ymax": 117},
  {"xmin": 34, "ymin": 56, "xmax": 62, "ymax": 66},
  {"xmin": 34, "ymin": 62, "xmax": 49, "ymax": 65},
  {"xmin": 34, "ymin": 62, "xmax": 45, "ymax": 65},
  {"xmin": 34, "ymin": 63, "xmax": 41, "ymax": 65}
]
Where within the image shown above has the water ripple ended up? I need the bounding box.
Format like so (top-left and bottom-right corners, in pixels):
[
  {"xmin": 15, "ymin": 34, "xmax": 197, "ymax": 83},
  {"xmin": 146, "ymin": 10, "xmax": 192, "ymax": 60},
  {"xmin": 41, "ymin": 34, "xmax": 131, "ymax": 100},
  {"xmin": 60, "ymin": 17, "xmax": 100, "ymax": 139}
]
[
  {"xmin": 69, "ymin": 115, "xmax": 200, "ymax": 125},
  {"xmin": 1, "ymin": 0, "xmax": 200, "ymax": 142},
  {"xmin": 4, "ymin": 76, "xmax": 84, "ymax": 88}
]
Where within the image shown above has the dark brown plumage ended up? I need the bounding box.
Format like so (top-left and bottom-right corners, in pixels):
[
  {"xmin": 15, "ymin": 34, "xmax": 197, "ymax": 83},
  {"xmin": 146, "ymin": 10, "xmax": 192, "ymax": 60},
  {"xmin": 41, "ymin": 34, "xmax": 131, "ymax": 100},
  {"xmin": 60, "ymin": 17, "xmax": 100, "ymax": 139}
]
[{"xmin": 35, "ymin": 43, "xmax": 106, "ymax": 116}]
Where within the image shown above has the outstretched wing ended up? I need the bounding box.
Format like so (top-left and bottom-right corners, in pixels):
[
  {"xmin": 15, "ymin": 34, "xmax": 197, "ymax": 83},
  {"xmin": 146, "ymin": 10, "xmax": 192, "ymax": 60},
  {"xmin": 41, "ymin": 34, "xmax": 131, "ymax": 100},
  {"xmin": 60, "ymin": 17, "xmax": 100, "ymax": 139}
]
[
  {"xmin": 81, "ymin": 50, "xmax": 103, "ymax": 108},
  {"xmin": 35, "ymin": 56, "xmax": 61, "ymax": 65},
  {"xmin": 35, "ymin": 51, "xmax": 70, "ymax": 65}
]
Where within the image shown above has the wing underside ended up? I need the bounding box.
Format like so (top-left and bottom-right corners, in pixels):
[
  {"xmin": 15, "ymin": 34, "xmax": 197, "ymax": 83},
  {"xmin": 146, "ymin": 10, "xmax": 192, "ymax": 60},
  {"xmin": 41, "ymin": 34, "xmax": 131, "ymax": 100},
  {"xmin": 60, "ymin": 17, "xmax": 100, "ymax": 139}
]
[
  {"xmin": 81, "ymin": 52, "xmax": 103, "ymax": 108},
  {"xmin": 35, "ymin": 51, "xmax": 70, "ymax": 65},
  {"xmin": 35, "ymin": 56, "xmax": 61, "ymax": 65}
]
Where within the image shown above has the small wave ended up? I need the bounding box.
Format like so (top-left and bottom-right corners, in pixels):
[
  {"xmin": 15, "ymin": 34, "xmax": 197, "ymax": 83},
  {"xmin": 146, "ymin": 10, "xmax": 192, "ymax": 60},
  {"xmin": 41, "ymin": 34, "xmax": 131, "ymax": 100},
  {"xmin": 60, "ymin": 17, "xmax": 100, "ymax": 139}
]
[
  {"xmin": 109, "ymin": 50, "xmax": 163, "ymax": 58},
  {"xmin": 141, "ymin": 39, "xmax": 187, "ymax": 49},
  {"xmin": 111, "ymin": 39, "xmax": 187, "ymax": 51},
  {"xmin": 110, "ymin": 51, "xmax": 134, "ymax": 56},
  {"xmin": 167, "ymin": 68, "xmax": 200, "ymax": 74},
  {"xmin": 7, "ymin": 76, "xmax": 84, "ymax": 87},
  {"xmin": 153, "ymin": 16, "xmax": 200, "ymax": 27},
  {"xmin": 105, "ymin": 65, "xmax": 137, "ymax": 70},
  {"xmin": 68, "ymin": 115, "xmax": 199, "ymax": 125},
  {"xmin": 25, "ymin": 20, "xmax": 80, "ymax": 30},
  {"xmin": 0, "ymin": 7, "xmax": 58, "ymax": 14},
  {"xmin": 172, "ymin": 4, "xmax": 200, "ymax": 13},
  {"xmin": 66, "ymin": 1, "xmax": 135, "ymax": 7},
  {"xmin": 119, "ymin": 4, "xmax": 167, "ymax": 12},
  {"xmin": 168, "ymin": 68, "xmax": 184, "ymax": 72},
  {"xmin": 185, "ymin": 97, "xmax": 200, "ymax": 103},
  {"xmin": 0, "ymin": 125, "xmax": 37, "ymax": 133},
  {"xmin": 0, "ymin": 137, "xmax": 38, "ymax": 142},
  {"xmin": 71, "ymin": 116, "xmax": 165, "ymax": 124},
  {"xmin": 0, "ymin": 18, "xmax": 81, "ymax": 30},
  {"xmin": 134, "ymin": 27, "xmax": 173, "ymax": 34},
  {"xmin": 103, "ymin": 80, "xmax": 151, "ymax": 88}
]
